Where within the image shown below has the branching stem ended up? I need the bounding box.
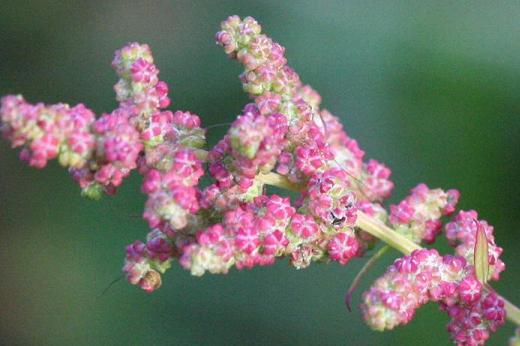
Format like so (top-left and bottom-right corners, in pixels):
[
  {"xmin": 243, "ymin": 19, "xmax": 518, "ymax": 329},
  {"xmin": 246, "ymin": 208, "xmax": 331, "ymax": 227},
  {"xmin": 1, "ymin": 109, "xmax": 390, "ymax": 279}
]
[{"xmin": 257, "ymin": 171, "xmax": 520, "ymax": 327}]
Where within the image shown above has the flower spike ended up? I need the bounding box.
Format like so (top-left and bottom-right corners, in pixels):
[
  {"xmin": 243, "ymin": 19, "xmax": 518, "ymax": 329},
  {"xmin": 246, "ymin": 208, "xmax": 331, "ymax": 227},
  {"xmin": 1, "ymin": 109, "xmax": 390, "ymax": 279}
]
[{"xmin": 0, "ymin": 16, "xmax": 517, "ymax": 346}]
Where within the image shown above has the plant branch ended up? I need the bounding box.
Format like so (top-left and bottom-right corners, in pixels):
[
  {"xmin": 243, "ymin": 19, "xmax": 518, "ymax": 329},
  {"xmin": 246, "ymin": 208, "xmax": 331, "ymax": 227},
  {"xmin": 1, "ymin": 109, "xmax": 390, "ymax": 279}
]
[{"xmin": 259, "ymin": 171, "xmax": 520, "ymax": 327}]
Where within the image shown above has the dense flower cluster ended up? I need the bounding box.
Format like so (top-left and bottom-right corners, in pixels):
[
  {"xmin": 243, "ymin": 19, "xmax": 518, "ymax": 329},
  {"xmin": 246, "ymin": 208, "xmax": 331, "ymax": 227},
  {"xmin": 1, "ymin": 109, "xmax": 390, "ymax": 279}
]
[
  {"xmin": 0, "ymin": 43, "xmax": 173, "ymax": 197},
  {"xmin": 123, "ymin": 229, "xmax": 173, "ymax": 292},
  {"xmin": 208, "ymin": 105, "xmax": 288, "ymax": 193},
  {"xmin": 72, "ymin": 42, "xmax": 171, "ymax": 196},
  {"xmin": 363, "ymin": 204, "xmax": 508, "ymax": 345},
  {"xmin": 215, "ymin": 15, "xmax": 394, "ymax": 203},
  {"xmin": 0, "ymin": 95, "xmax": 96, "ymax": 169},
  {"xmin": 0, "ymin": 43, "xmax": 206, "ymax": 290},
  {"xmin": 180, "ymin": 195, "xmax": 294, "ymax": 274},
  {"xmin": 1, "ymin": 15, "xmax": 516, "ymax": 346},
  {"xmin": 361, "ymin": 249, "xmax": 506, "ymax": 345},
  {"xmin": 389, "ymin": 183, "xmax": 460, "ymax": 243},
  {"xmin": 140, "ymin": 113, "xmax": 205, "ymax": 231}
]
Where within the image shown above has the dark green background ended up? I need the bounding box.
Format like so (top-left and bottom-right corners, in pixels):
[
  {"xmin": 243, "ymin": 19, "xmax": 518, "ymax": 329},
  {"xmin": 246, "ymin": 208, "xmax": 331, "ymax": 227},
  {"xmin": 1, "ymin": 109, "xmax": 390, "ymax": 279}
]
[{"xmin": 0, "ymin": 1, "xmax": 518, "ymax": 345}]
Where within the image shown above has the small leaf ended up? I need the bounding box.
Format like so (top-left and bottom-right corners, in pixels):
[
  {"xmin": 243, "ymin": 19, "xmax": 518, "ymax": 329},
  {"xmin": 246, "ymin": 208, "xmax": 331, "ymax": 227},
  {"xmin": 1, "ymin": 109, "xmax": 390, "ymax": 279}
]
[{"xmin": 474, "ymin": 221, "xmax": 490, "ymax": 284}]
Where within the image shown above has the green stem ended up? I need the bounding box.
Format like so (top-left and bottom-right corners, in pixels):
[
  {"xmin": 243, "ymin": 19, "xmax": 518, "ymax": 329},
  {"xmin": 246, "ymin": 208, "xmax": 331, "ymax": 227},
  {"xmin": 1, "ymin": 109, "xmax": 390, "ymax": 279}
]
[
  {"xmin": 345, "ymin": 245, "xmax": 390, "ymax": 311},
  {"xmin": 258, "ymin": 171, "xmax": 520, "ymax": 327},
  {"xmin": 355, "ymin": 212, "xmax": 419, "ymax": 254},
  {"xmin": 257, "ymin": 172, "xmax": 303, "ymax": 192}
]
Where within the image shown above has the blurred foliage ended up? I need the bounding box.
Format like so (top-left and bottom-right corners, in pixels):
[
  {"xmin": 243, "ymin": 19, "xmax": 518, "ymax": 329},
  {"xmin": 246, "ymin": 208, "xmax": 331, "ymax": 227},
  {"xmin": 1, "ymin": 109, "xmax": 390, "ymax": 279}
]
[{"xmin": 0, "ymin": 1, "xmax": 519, "ymax": 345}]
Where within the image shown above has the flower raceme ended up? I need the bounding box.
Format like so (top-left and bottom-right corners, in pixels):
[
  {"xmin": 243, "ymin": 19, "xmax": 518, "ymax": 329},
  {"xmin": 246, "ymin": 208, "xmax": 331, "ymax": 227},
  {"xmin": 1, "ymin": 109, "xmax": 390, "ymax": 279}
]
[
  {"xmin": 361, "ymin": 249, "xmax": 505, "ymax": 345},
  {"xmin": 0, "ymin": 15, "xmax": 517, "ymax": 346}
]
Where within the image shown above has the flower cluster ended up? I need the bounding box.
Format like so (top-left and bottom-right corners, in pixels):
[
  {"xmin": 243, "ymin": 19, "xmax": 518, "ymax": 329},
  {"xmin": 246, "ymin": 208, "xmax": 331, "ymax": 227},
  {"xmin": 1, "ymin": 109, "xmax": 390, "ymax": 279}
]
[
  {"xmin": 389, "ymin": 183, "xmax": 460, "ymax": 243},
  {"xmin": 72, "ymin": 42, "xmax": 171, "ymax": 196},
  {"xmin": 1, "ymin": 42, "xmax": 206, "ymax": 291},
  {"xmin": 207, "ymin": 105, "xmax": 288, "ymax": 193},
  {"xmin": 1, "ymin": 43, "xmax": 173, "ymax": 198},
  {"xmin": 140, "ymin": 112, "xmax": 205, "ymax": 231},
  {"xmin": 0, "ymin": 95, "xmax": 96, "ymax": 169},
  {"xmin": 363, "ymin": 208, "xmax": 507, "ymax": 345},
  {"xmin": 361, "ymin": 249, "xmax": 506, "ymax": 345},
  {"xmin": 1, "ymin": 15, "xmax": 516, "ymax": 346},
  {"xmin": 123, "ymin": 229, "xmax": 173, "ymax": 292},
  {"xmin": 180, "ymin": 195, "xmax": 294, "ymax": 274},
  {"xmin": 215, "ymin": 15, "xmax": 394, "ymax": 203}
]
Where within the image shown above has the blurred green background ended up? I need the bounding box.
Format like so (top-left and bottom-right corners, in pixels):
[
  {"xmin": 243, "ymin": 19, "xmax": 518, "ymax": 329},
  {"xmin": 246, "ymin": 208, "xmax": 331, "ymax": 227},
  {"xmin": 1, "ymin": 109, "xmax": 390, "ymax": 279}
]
[{"xmin": 1, "ymin": 1, "xmax": 519, "ymax": 345}]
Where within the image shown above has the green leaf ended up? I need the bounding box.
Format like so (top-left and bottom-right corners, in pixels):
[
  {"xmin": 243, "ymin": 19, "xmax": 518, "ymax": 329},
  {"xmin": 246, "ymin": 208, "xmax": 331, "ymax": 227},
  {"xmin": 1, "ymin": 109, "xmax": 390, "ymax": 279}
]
[{"xmin": 474, "ymin": 222, "xmax": 490, "ymax": 284}]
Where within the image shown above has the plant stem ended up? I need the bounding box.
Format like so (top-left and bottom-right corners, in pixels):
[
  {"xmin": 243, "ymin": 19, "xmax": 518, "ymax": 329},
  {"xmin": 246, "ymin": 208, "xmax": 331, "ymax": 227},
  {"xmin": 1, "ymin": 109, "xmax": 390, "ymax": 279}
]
[
  {"xmin": 258, "ymin": 171, "xmax": 520, "ymax": 327},
  {"xmin": 500, "ymin": 295, "xmax": 520, "ymax": 327},
  {"xmin": 345, "ymin": 245, "xmax": 390, "ymax": 311},
  {"xmin": 257, "ymin": 172, "xmax": 303, "ymax": 192},
  {"xmin": 355, "ymin": 212, "xmax": 419, "ymax": 254}
]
